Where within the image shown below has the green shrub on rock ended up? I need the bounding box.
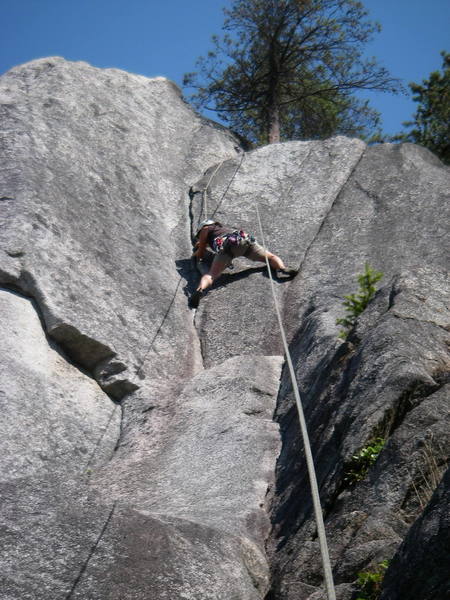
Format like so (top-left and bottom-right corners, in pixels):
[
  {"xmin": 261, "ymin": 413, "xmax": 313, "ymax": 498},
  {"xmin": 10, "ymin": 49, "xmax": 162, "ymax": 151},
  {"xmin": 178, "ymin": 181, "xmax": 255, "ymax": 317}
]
[
  {"xmin": 337, "ymin": 263, "xmax": 383, "ymax": 338},
  {"xmin": 344, "ymin": 437, "xmax": 386, "ymax": 485},
  {"xmin": 355, "ymin": 560, "xmax": 389, "ymax": 600}
]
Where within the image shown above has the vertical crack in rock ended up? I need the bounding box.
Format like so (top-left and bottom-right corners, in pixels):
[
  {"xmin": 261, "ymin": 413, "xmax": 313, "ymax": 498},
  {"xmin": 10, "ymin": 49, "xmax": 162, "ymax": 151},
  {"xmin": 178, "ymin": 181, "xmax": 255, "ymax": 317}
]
[
  {"xmin": 84, "ymin": 404, "xmax": 121, "ymax": 472},
  {"xmin": 196, "ymin": 328, "xmax": 207, "ymax": 369},
  {"xmin": 177, "ymin": 165, "xmax": 288, "ymax": 595},
  {"xmin": 295, "ymin": 145, "xmax": 367, "ymax": 278},
  {"xmin": 134, "ymin": 275, "xmax": 185, "ymax": 379},
  {"xmin": 2, "ymin": 57, "xmax": 274, "ymax": 599},
  {"xmin": 65, "ymin": 501, "xmax": 117, "ymax": 600},
  {"xmin": 3, "ymin": 56, "xmax": 447, "ymax": 598},
  {"xmin": 187, "ymin": 165, "xmax": 218, "ymax": 370}
]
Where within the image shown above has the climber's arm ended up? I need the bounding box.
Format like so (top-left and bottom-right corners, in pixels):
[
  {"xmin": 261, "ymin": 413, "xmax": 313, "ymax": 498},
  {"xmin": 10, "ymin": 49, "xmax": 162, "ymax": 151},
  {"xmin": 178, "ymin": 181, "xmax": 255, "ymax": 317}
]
[{"xmin": 193, "ymin": 228, "xmax": 208, "ymax": 260}]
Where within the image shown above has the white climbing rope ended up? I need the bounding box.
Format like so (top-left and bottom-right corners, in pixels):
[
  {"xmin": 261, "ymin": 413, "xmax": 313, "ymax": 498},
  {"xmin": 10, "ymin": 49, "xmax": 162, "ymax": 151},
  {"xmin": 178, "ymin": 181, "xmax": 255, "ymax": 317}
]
[
  {"xmin": 211, "ymin": 151, "xmax": 246, "ymax": 220},
  {"xmin": 198, "ymin": 155, "xmax": 336, "ymax": 599},
  {"xmin": 255, "ymin": 204, "xmax": 337, "ymax": 600},
  {"xmin": 201, "ymin": 160, "xmax": 225, "ymax": 221},
  {"xmin": 201, "ymin": 150, "xmax": 246, "ymax": 222}
]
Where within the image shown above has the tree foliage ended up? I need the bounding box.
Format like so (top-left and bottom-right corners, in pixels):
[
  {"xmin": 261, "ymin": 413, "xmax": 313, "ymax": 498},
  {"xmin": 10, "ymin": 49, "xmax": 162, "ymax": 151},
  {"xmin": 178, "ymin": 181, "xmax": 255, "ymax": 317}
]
[
  {"xmin": 355, "ymin": 560, "xmax": 389, "ymax": 600},
  {"xmin": 336, "ymin": 263, "xmax": 383, "ymax": 338},
  {"xmin": 184, "ymin": 0, "xmax": 400, "ymax": 145},
  {"xmin": 396, "ymin": 51, "xmax": 450, "ymax": 164},
  {"xmin": 344, "ymin": 437, "xmax": 386, "ymax": 484}
]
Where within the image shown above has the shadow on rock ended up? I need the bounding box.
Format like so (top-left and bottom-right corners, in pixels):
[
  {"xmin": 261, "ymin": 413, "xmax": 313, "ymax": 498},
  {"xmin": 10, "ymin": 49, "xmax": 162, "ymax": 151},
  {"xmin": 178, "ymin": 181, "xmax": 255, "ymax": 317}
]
[{"xmin": 175, "ymin": 258, "xmax": 201, "ymax": 297}]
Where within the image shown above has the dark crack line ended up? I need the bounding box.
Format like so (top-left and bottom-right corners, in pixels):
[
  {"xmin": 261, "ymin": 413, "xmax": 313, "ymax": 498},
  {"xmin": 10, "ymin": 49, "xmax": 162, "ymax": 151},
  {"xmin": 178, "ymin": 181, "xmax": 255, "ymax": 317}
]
[
  {"xmin": 135, "ymin": 275, "xmax": 183, "ymax": 378},
  {"xmin": 84, "ymin": 404, "xmax": 120, "ymax": 472},
  {"xmin": 190, "ymin": 268, "xmax": 206, "ymax": 369},
  {"xmin": 390, "ymin": 312, "xmax": 450, "ymax": 333},
  {"xmin": 113, "ymin": 405, "xmax": 125, "ymax": 453},
  {"xmin": 295, "ymin": 146, "xmax": 366, "ymax": 279},
  {"xmin": 353, "ymin": 178, "xmax": 381, "ymax": 203},
  {"xmin": 65, "ymin": 501, "xmax": 117, "ymax": 600},
  {"xmin": 198, "ymin": 332, "xmax": 206, "ymax": 368}
]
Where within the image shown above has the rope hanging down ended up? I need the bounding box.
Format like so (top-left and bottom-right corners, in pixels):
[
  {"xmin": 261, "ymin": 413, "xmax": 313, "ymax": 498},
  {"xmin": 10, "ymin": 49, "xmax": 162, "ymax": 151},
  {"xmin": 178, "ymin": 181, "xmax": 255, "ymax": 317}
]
[
  {"xmin": 211, "ymin": 151, "xmax": 245, "ymax": 220},
  {"xmin": 255, "ymin": 204, "xmax": 337, "ymax": 600},
  {"xmin": 200, "ymin": 150, "xmax": 246, "ymax": 223},
  {"xmin": 201, "ymin": 160, "xmax": 224, "ymax": 221},
  {"xmin": 134, "ymin": 147, "xmax": 336, "ymax": 600}
]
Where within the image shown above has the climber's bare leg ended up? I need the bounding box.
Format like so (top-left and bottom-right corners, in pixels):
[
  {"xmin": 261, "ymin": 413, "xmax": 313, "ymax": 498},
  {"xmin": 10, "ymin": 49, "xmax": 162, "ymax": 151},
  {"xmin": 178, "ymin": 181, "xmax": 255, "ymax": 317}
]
[{"xmin": 196, "ymin": 258, "xmax": 228, "ymax": 292}]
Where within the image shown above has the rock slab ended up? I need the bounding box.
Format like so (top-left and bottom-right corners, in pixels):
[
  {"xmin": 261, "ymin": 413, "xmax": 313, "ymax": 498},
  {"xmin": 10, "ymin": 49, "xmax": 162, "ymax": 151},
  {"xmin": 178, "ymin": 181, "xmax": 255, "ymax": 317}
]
[
  {"xmin": 1, "ymin": 57, "xmax": 449, "ymax": 599},
  {"xmin": 189, "ymin": 140, "xmax": 449, "ymax": 598}
]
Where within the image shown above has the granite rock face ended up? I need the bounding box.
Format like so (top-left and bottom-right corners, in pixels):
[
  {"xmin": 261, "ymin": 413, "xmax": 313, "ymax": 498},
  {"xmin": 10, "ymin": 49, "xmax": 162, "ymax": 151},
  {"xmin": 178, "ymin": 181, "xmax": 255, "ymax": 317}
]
[
  {"xmin": 189, "ymin": 140, "xmax": 449, "ymax": 599},
  {"xmin": 0, "ymin": 57, "xmax": 279, "ymax": 600},
  {"xmin": 0, "ymin": 288, "xmax": 120, "ymax": 600},
  {"xmin": 0, "ymin": 56, "xmax": 240, "ymax": 399},
  {"xmin": 0, "ymin": 57, "xmax": 449, "ymax": 599},
  {"xmin": 190, "ymin": 137, "xmax": 366, "ymax": 367},
  {"xmin": 380, "ymin": 465, "xmax": 450, "ymax": 600}
]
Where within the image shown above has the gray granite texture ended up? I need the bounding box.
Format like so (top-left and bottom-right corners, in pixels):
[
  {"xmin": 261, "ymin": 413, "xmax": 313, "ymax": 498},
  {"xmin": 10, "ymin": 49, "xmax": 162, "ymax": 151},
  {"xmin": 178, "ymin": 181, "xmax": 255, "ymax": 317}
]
[
  {"xmin": 381, "ymin": 464, "xmax": 450, "ymax": 600},
  {"xmin": 0, "ymin": 57, "xmax": 449, "ymax": 599},
  {"xmin": 0, "ymin": 288, "xmax": 120, "ymax": 600},
  {"xmin": 190, "ymin": 140, "xmax": 449, "ymax": 599},
  {"xmin": 0, "ymin": 57, "xmax": 279, "ymax": 600},
  {"xmin": 0, "ymin": 56, "xmax": 240, "ymax": 399}
]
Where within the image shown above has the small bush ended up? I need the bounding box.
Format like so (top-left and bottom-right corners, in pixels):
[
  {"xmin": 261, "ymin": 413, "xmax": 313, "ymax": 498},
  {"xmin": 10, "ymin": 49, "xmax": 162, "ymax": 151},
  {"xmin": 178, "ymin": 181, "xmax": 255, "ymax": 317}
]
[
  {"xmin": 344, "ymin": 437, "xmax": 386, "ymax": 485},
  {"xmin": 355, "ymin": 560, "xmax": 389, "ymax": 600},
  {"xmin": 337, "ymin": 263, "xmax": 383, "ymax": 338}
]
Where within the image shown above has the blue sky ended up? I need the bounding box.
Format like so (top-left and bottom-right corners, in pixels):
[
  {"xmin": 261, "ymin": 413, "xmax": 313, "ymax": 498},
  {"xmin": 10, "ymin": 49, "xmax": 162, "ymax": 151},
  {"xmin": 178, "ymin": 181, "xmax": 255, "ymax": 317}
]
[{"xmin": 1, "ymin": 0, "xmax": 448, "ymax": 136}]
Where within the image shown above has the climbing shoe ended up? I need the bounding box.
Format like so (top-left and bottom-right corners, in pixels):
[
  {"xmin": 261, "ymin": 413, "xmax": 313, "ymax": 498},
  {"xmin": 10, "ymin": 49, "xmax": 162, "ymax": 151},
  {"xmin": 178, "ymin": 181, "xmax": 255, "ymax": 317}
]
[
  {"xmin": 276, "ymin": 267, "xmax": 298, "ymax": 279},
  {"xmin": 189, "ymin": 290, "xmax": 202, "ymax": 309}
]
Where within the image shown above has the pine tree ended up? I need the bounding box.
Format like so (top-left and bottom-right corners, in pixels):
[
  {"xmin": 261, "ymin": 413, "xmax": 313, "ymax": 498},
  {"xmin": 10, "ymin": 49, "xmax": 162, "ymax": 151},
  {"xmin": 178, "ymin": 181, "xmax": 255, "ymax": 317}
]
[
  {"xmin": 184, "ymin": 0, "xmax": 399, "ymax": 145},
  {"xmin": 396, "ymin": 51, "xmax": 450, "ymax": 164},
  {"xmin": 336, "ymin": 263, "xmax": 383, "ymax": 338}
]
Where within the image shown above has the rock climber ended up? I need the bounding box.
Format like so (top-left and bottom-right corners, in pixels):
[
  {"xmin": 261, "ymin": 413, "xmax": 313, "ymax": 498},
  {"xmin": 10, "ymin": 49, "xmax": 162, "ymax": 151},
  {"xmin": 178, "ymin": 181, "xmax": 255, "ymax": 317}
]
[{"xmin": 189, "ymin": 219, "xmax": 297, "ymax": 308}]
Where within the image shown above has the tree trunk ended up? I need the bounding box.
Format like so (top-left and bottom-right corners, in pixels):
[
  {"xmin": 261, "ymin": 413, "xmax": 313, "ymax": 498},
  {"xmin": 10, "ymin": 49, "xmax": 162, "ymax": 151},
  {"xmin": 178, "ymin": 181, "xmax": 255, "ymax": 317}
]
[
  {"xmin": 268, "ymin": 103, "xmax": 281, "ymax": 143},
  {"xmin": 267, "ymin": 38, "xmax": 281, "ymax": 144}
]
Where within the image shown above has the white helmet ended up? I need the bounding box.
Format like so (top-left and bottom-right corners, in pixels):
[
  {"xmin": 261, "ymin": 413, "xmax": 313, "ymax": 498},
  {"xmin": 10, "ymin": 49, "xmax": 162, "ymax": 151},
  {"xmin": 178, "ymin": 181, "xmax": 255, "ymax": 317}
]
[{"xmin": 196, "ymin": 219, "xmax": 215, "ymax": 236}]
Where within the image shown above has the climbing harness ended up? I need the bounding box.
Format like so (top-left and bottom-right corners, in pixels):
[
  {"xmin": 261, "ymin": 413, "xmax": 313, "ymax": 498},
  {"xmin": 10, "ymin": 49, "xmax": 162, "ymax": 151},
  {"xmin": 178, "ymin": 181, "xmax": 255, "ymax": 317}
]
[
  {"xmin": 255, "ymin": 204, "xmax": 336, "ymax": 600},
  {"xmin": 194, "ymin": 152, "xmax": 248, "ymax": 273},
  {"xmin": 212, "ymin": 229, "xmax": 255, "ymax": 255}
]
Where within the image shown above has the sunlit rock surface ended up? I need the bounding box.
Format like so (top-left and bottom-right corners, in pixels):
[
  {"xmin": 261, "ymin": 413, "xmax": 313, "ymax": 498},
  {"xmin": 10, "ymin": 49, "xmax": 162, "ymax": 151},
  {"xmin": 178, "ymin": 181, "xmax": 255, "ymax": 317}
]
[{"xmin": 0, "ymin": 58, "xmax": 449, "ymax": 599}]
